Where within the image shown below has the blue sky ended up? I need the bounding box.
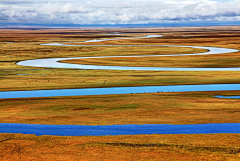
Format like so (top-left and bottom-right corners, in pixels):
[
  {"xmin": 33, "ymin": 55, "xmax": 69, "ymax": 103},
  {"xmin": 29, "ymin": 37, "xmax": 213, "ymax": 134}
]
[{"xmin": 0, "ymin": 0, "xmax": 239, "ymax": 25}]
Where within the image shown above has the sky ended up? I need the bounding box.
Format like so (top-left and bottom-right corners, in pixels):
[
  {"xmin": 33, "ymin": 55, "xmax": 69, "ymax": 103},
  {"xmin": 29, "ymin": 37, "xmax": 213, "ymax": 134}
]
[{"xmin": 0, "ymin": 0, "xmax": 240, "ymax": 26}]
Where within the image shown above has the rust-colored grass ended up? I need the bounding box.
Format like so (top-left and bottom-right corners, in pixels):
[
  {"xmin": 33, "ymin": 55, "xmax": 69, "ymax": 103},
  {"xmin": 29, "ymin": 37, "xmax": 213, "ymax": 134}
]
[
  {"xmin": 1, "ymin": 133, "xmax": 240, "ymax": 161},
  {"xmin": 0, "ymin": 27, "xmax": 240, "ymax": 91},
  {"xmin": 62, "ymin": 29, "xmax": 240, "ymax": 68},
  {"xmin": 1, "ymin": 27, "xmax": 240, "ymax": 92},
  {"xmin": 1, "ymin": 90, "xmax": 240, "ymax": 125},
  {"xmin": 1, "ymin": 69, "xmax": 240, "ymax": 92},
  {"xmin": 65, "ymin": 51, "xmax": 240, "ymax": 68}
]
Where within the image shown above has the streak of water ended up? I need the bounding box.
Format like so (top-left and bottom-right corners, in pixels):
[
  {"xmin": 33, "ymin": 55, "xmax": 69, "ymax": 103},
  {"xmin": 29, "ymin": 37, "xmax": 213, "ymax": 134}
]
[
  {"xmin": 1, "ymin": 84, "xmax": 240, "ymax": 99},
  {"xmin": 214, "ymin": 95, "xmax": 240, "ymax": 99},
  {"xmin": 0, "ymin": 123, "xmax": 240, "ymax": 136}
]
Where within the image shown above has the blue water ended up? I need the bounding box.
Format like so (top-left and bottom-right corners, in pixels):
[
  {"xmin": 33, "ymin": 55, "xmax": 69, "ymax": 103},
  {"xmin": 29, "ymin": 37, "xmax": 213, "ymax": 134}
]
[
  {"xmin": 1, "ymin": 123, "xmax": 240, "ymax": 136},
  {"xmin": 18, "ymin": 44, "xmax": 239, "ymax": 71},
  {"xmin": 214, "ymin": 95, "xmax": 240, "ymax": 99},
  {"xmin": 1, "ymin": 84, "xmax": 240, "ymax": 99},
  {"xmin": 11, "ymin": 36, "xmax": 240, "ymax": 100},
  {"xmin": 2, "ymin": 33, "xmax": 240, "ymax": 136}
]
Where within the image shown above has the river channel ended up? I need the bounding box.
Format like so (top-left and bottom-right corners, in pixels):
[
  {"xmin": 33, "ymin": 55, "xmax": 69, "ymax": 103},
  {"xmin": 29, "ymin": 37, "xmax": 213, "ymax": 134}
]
[{"xmin": 1, "ymin": 34, "xmax": 240, "ymax": 136}]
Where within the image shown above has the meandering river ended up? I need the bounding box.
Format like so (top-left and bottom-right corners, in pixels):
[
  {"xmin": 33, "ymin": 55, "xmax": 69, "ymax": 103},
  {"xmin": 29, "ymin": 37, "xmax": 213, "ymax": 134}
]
[{"xmin": 1, "ymin": 34, "xmax": 240, "ymax": 136}]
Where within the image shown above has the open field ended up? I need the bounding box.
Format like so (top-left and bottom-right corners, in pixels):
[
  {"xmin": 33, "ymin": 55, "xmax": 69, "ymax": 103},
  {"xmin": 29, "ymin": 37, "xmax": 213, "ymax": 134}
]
[
  {"xmin": 0, "ymin": 28, "xmax": 240, "ymax": 92},
  {"xmin": 1, "ymin": 133, "xmax": 240, "ymax": 161},
  {"xmin": 0, "ymin": 27, "xmax": 240, "ymax": 91},
  {"xmin": 65, "ymin": 50, "xmax": 240, "ymax": 68},
  {"xmin": 1, "ymin": 69, "xmax": 240, "ymax": 92},
  {"xmin": 1, "ymin": 91, "xmax": 240, "ymax": 125},
  {"xmin": 1, "ymin": 26, "xmax": 240, "ymax": 160}
]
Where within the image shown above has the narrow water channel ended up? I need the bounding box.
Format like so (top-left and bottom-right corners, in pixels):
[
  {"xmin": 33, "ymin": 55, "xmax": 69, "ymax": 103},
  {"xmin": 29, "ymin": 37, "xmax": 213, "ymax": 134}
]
[
  {"xmin": 17, "ymin": 44, "xmax": 239, "ymax": 71},
  {"xmin": 214, "ymin": 95, "xmax": 240, "ymax": 99},
  {"xmin": 1, "ymin": 84, "xmax": 240, "ymax": 99},
  {"xmin": 1, "ymin": 123, "xmax": 240, "ymax": 136},
  {"xmin": 1, "ymin": 34, "xmax": 240, "ymax": 136}
]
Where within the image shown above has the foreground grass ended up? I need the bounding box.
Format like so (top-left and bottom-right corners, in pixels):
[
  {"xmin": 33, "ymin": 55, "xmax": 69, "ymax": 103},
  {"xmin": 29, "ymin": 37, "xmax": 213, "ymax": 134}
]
[
  {"xmin": 1, "ymin": 133, "xmax": 240, "ymax": 161},
  {"xmin": 1, "ymin": 91, "xmax": 240, "ymax": 125}
]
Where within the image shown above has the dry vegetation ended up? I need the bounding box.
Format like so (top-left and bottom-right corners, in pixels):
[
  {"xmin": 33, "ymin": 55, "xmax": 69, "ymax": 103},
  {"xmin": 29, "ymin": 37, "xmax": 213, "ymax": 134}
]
[
  {"xmin": 0, "ymin": 27, "xmax": 240, "ymax": 92},
  {"xmin": 1, "ymin": 26, "xmax": 240, "ymax": 160},
  {"xmin": 1, "ymin": 133, "xmax": 240, "ymax": 161},
  {"xmin": 65, "ymin": 51, "xmax": 240, "ymax": 68},
  {"xmin": 0, "ymin": 90, "xmax": 240, "ymax": 125},
  {"xmin": 63, "ymin": 27, "xmax": 240, "ymax": 68}
]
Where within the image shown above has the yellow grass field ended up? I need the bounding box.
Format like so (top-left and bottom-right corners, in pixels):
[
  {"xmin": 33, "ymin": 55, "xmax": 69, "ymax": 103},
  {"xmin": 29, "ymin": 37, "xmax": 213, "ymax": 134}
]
[
  {"xmin": 1, "ymin": 133, "xmax": 240, "ymax": 161},
  {"xmin": 1, "ymin": 91, "xmax": 240, "ymax": 125}
]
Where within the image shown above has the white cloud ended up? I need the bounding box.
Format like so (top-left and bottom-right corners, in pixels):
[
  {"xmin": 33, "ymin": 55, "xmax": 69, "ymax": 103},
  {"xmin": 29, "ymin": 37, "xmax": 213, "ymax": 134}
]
[{"xmin": 0, "ymin": 0, "xmax": 239, "ymax": 24}]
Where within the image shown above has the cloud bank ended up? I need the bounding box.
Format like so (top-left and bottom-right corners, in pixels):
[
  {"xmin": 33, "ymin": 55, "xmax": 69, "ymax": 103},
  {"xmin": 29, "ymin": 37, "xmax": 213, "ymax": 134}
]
[{"xmin": 0, "ymin": 0, "xmax": 240, "ymax": 25}]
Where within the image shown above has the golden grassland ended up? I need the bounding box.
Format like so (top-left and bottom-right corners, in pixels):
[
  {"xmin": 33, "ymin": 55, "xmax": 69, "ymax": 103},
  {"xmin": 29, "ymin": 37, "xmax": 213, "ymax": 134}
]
[
  {"xmin": 1, "ymin": 133, "xmax": 240, "ymax": 161},
  {"xmin": 0, "ymin": 28, "xmax": 240, "ymax": 92},
  {"xmin": 0, "ymin": 28, "xmax": 240, "ymax": 90},
  {"xmin": 2, "ymin": 69, "xmax": 240, "ymax": 92},
  {"xmin": 65, "ymin": 51, "xmax": 240, "ymax": 68},
  {"xmin": 63, "ymin": 29, "xmax": 240, "ymax": 68},
  {"xmin": 1, "ymin": 27, "xmax": 240, "ymax": 160},
  {"xmin": 1, "ymin": 90, "xmax": 240, "ymax": 125}
]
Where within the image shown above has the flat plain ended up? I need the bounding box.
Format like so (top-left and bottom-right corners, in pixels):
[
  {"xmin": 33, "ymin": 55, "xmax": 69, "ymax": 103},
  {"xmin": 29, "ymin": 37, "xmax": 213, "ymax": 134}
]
[{"xmin": 0, "ymin": 26, "xmax": 240, "ymax": 160}]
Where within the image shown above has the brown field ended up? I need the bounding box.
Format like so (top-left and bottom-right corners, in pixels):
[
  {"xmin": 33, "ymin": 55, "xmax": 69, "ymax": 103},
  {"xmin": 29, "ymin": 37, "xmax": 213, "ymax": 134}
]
[
  {"xmin": 1, "ymin": 26, "xmax": 240, "ymax": 160},
  {"xmin": 0, "ymin": 27, "xmax": 240, "ymax": 92},
  {"xmin": 62, "ymin": 27, "xmax": 240, "ymax": 68},
  {"xmin": 65, "ymin": 51, "xmax": 240, "ymax": 68},
  {"xmin": 1, "ymin": 133, "xmax": 240, "ymax": 161},
  {"xmin": 0, "ymin": 90, "xmax": 240, "ymax": 125}
]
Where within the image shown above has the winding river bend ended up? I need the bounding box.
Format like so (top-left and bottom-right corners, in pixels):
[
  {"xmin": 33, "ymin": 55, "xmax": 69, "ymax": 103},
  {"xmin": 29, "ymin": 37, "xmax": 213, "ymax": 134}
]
[
  {"xmin": 1, "ymin": 34, "xmax": 240, "ymax": 136},
  {"xmin": 18, "ymin": 45, "xmax": 239, "ymax": 71}
]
